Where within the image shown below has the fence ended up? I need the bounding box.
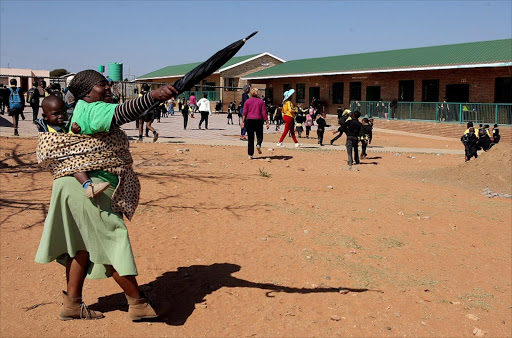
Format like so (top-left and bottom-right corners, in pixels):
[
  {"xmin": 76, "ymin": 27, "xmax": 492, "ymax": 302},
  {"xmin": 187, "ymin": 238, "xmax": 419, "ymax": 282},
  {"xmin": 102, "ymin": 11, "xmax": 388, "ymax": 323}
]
[
  {"xmin": 0, "ymin": 74, "xmax": 226, "ymax": 105},
  {"xmin": 351, "ymin": 101, "xmax": 512, "ymax": 126}
]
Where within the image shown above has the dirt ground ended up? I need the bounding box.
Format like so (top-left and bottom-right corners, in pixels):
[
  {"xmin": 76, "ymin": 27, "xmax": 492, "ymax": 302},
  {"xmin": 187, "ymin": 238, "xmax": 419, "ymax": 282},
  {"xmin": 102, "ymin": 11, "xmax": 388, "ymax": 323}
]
[{"xmin": 0, "ymin": 133, "xmax": 511, "ymax": 337}]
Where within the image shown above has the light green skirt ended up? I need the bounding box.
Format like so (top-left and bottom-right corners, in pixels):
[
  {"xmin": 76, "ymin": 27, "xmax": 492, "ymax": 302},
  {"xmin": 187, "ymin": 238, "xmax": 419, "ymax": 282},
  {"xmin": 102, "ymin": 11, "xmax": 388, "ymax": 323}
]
[{"xmin": 35, "ymin": 176, "xmax": 138, "ymax": 279}]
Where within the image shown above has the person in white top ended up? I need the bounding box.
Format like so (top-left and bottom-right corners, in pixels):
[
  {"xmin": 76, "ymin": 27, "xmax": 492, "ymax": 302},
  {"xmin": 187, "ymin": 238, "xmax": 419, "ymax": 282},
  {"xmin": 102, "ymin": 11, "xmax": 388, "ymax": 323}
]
[{"xmin": 197, "ymin": 93, "xmax": 212, "ymax": 130}]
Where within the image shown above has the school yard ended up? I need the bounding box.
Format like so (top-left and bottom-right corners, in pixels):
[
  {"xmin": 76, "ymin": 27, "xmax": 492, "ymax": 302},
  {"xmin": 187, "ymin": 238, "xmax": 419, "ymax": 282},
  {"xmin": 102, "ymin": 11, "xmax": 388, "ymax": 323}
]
[{"xmin": 0, "ymin": 113, "xmax": 511, "ymax": 337}]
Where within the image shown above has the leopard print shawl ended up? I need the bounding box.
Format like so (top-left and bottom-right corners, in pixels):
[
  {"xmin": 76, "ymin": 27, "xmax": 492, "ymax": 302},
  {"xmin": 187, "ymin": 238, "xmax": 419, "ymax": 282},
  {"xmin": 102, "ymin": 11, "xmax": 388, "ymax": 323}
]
[{"xmin": 36, "ymin": 128, "xmax": 140, "ymax": 220}]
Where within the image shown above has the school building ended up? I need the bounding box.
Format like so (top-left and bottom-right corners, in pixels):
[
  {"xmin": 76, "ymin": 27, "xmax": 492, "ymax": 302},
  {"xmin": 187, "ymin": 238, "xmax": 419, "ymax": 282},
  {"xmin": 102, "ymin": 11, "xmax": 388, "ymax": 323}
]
[
  {"xmin": 136, "ymin": 53, "xmax": 284, "ymax": 111},
  {"xmin": 243, "ymin": 39, "xmax": 512, "ymax": 124},
  {"xmin": 0, "ymin": 68, "xmax": 50, "ymax": 91}
]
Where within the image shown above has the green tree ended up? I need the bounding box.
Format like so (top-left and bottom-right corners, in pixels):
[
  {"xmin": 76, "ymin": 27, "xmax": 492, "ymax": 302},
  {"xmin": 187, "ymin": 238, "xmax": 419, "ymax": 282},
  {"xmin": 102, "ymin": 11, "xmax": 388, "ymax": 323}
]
[{"xmin": 50, "ymin": 69, "xmax": 69, "ymax": 77}]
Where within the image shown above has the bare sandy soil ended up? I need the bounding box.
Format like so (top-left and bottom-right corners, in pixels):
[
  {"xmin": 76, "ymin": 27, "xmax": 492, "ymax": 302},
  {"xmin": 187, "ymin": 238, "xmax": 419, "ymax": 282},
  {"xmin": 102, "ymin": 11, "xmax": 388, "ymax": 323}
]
[{"xmin": 0, "ymin": 134, "xmax": 511, "ymax": 337}]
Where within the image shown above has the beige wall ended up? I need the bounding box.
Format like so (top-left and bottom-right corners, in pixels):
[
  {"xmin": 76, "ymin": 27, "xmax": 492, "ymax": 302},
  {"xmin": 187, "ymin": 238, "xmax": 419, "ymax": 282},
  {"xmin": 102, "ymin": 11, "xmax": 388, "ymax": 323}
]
[{"xmin": 0, "ymin": 68, "xmax": 50, "ymax": 91}]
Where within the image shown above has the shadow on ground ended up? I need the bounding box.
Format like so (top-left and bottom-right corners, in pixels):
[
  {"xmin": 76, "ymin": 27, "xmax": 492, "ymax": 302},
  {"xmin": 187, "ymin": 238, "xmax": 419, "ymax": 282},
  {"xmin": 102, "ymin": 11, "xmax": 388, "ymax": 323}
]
[{"xmin": 90, "ymin": 263, "xmax": 381, "ymax": 326}]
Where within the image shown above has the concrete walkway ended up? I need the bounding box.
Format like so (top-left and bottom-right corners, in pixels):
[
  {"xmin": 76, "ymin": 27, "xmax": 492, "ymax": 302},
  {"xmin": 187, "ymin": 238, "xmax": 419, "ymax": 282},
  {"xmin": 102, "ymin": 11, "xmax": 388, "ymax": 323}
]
[{"xmin": 0, "ymin": 111, "xmax": 464, "ymax": 155}]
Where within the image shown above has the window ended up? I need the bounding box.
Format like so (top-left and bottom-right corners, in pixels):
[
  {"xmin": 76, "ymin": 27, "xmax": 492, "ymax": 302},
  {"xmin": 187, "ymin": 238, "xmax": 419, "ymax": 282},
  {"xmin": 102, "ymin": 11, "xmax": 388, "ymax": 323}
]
[
  {"xmin": 332, "ymin": 82, "xmax": 344, "ymax": 104},
  {"xmin": 227, "ymin": 78, "xmax": 236, "ymax": 91},
  {"xmin": 422, "ymin": 79, "xmax": 439, "ymax": 102},
  {"xmin": 283, "ymin": 83, "xmax": 292, "ymax": 93},
  {"xmin": 309, "ymin": 87, "xmax": 320, "ymax": 105},
  {"xmin": 366, "ymin": 86, "xmax": 381, "ymax": 101},
  {"xmin": 446, "ymin": 84, "xmax": 469, "ymax": 103},
  {"xmin": 296, "ymin": 83, "xmax": 305, "ymax": 103},
  {"xmin": 495, "ymin": 77, "xmax": 512, "ymax": 103},
  {"xmin": 349, "ymin": 82, "xmax": 362, "ymax": 101},
  {"xmin": 398, "ymin": 80, "xmax": 414, "ymax": 101}
]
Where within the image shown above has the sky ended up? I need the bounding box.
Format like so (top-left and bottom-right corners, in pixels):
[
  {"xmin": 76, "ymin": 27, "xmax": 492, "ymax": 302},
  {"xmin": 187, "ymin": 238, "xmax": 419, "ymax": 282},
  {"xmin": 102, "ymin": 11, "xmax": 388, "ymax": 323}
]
[{"xmin": 1, "ymin": 0, "xmax": 511, "ymax": 79}]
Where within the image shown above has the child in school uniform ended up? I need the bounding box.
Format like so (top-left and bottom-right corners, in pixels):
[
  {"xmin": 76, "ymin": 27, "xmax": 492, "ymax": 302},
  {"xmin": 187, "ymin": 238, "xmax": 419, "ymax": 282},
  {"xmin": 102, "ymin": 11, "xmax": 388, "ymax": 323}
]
[
  {"xmin": 295, "ymin": 106, "xmax": 305, "ymax": 138},
  {"xmin": 36, "ymin": 95, "xmax": 110, "ymax": 198},
  {"xmin": 360, "ymin": 118, "xmax": 373, "ymax": 159},
  {"xmin": 461, "ymin": 127, "xmax": 478, "ymax": 162},
  {"xmin": 227, "ymin": 101, "xmax": 234, "ymax": 124},
  {"xmin": 491, "ymin": 124, "xmax": 501, "ymax": 144},
  {"xmin": 316, "ymin": 112, "xmax": 330, "ymax": 146}
]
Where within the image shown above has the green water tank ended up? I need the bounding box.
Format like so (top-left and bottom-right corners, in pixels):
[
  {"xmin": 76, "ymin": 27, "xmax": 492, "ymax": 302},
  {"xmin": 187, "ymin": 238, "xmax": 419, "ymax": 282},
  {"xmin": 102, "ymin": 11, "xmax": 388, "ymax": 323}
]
[
  {"xmin": 109, "ymin": 62, "xmax": 123, "ymax": 82},
  {"xmin": 98, "ymin": 65, "xmax": 105, "ymax": 73}
]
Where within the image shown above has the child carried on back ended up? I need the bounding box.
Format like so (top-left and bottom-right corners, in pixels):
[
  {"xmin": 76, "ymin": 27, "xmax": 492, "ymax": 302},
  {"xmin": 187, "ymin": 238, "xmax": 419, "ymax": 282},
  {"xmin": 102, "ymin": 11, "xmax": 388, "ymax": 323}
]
[{"xmin": 35, "ymin": 95, "xmax": 110, "ymax": 198}]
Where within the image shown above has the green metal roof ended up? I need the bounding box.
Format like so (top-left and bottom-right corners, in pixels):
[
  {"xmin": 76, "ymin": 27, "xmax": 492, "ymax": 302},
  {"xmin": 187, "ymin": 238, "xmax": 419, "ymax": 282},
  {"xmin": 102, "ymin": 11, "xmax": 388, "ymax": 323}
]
[
  {"xmin": 137, "ymin": 54, "xmax": 261, "ymax": 79},
  {"xmin": 245, "ymin": 39, "xmax": 512, "ymax": 79}
]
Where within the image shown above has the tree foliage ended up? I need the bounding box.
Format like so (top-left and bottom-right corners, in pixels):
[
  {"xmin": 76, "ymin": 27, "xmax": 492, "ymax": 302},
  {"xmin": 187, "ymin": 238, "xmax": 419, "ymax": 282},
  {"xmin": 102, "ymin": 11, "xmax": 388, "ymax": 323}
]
[{"xmin": 50, "ymin": 69, "xmax": 69, "ymax": 77}]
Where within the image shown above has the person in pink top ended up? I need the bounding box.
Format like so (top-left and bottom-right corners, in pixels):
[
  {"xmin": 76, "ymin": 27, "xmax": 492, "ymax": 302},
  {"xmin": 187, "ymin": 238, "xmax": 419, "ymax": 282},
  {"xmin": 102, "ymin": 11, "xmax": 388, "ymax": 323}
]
[
  {"xmin": 241, "ymin": 87, "xmax": 270, "ymax": 159},
  {"xmin": 188, "ymin": 93, "xmax": 196, "ymax": 118}
]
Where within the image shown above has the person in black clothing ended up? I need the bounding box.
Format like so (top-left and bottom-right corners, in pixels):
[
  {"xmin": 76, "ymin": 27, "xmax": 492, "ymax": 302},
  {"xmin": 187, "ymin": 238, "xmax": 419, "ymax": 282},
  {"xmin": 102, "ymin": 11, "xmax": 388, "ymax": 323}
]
[
  {"xmin": 461, "ymin": 127, "xmax": 478, "ymax": 162},
  {"xmin": 316, "ymin": 112, "xmax": 330, "ymax": 146},
  {"xmin": 137, "ymin": 84, "xmax": 158, "ymax": 142},
  {"xmin": 295, "ymin": 105, "xmax": 306, "ymax": 138},
  {"xmin": 342, "ymin": 111, "xmax": 362, "ymax": 166},
  {"xmin": 0, "ymin": 84, "xmax": 8, "ymax": 114},
  {"xmin": 491, "ymin": 124, "xmax": 501, "ymax": 144},
  {"xmin": 360, "ymin": 118, "xmax": 373, "ymax": 159},
  {"xmin": 182, "ymin": 100, "xmax": 190, "ymax": 130},
  {"xmin": 477, "ymin": 128, "xmax": 491, "ymax": 151},
  {"xmin": 28, "ymin": 80, "xmax": 42, "ymax": 122},
  {"xmin": 330, "ymin": 109, "xmax": 351, "ymax": 145},
  {"xmin": 336, "ymin": 107, "xmax": 343, "ymax": 124}
]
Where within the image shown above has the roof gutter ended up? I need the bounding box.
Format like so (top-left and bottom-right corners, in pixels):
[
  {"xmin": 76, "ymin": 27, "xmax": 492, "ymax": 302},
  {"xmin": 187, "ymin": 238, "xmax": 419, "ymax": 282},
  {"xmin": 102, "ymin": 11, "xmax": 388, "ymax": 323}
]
[{"xmin": 242, "ymin": 62, "xmax": 512, "ymax": 80}]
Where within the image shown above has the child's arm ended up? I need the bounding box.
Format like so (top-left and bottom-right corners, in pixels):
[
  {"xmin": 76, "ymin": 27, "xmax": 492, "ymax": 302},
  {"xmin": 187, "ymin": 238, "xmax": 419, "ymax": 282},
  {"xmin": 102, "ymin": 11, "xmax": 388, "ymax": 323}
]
[{"xmin": 71, "ymin": 122, "xmax": 81, "ymax": 134}]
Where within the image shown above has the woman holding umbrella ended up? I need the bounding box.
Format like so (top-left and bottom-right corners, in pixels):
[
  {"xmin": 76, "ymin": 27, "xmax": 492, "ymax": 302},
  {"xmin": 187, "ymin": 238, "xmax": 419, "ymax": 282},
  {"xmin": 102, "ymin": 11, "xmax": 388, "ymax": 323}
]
[
  {"xmin": 35, "ymin": 70, "xmax": 178, "ymax": 321},
  {"xmin": 241, "ymin": 87, "xmax": 269, "ymax": 159},
  {"xmin": 277, "ymin": 89, "xmax": 301, "ymax": 147}
]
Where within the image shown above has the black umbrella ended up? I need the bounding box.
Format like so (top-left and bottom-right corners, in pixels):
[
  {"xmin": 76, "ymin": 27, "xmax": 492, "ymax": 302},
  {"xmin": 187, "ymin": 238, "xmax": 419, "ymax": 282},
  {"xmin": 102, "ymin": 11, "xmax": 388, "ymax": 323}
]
[{"xmin": 144, "ymin": 31, "xmax": 258, "ymax": 112}]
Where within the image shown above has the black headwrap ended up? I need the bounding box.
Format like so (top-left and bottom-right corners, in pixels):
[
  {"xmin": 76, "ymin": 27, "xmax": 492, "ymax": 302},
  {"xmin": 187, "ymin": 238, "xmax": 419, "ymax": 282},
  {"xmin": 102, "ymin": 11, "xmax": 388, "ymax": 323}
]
[{"xmin": 68, "ymin": 70, "xmax": 107, "ymax": 100}]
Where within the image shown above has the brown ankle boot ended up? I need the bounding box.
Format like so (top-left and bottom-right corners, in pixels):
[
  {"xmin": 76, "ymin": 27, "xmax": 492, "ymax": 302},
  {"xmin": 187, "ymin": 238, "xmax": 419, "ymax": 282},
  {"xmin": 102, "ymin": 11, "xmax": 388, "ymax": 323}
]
[
  {"xmin": 59, "ymin": 291, "xmax": 104, "ymax": 321},
  {"xmin": 125, "ymin": 294, "xmax": 167, "ymax": 321}
]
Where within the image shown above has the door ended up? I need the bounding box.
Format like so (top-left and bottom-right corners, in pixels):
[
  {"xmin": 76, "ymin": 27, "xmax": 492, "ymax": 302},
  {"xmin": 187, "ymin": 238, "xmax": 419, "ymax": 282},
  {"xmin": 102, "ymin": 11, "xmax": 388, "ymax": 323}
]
[
  {"xmin": 349, "ymin": 82, "xmax": 362, "ymax": 101},
  {"xmin": 366, "ymin": 86, "xmax": 381, "ymax": 101}
]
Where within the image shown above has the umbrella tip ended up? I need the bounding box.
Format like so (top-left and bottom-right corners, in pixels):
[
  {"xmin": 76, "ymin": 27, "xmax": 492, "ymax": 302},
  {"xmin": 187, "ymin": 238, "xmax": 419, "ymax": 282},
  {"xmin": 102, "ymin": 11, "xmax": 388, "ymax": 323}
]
[{"xmin": 243, "ymin": 31, "xmax": 258, "ymax": 42}]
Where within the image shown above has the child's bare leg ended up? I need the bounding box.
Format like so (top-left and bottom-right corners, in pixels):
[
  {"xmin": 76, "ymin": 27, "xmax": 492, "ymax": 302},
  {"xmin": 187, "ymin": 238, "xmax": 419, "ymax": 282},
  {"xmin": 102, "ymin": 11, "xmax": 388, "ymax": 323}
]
[
  {"xmin": 74, "ymin": 172, "xmax": 110, "ymax": 198},
  {"xmin": 73, "ymin": 172, "xmax": 90, "ymax": 186}
]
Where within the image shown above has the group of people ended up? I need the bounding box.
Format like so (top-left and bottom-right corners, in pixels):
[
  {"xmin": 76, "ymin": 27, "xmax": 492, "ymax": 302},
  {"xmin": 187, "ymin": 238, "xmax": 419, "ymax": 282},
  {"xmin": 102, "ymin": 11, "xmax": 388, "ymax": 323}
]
[
  {"xmin": 1, "ymin": 77, "xmax": 124, "ymax": 137},
  {"xmin": 461, "ymin": 122, "xmax": 501, "ymax": 161}
]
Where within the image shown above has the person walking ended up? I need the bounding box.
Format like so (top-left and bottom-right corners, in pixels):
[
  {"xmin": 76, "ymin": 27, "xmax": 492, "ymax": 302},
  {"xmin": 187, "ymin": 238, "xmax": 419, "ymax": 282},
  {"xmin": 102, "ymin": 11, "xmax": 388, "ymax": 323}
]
[
  {"xmin": 137, "ymin": 84, "xmax": 158, "ymax": 142},
  {"xmin": 28, "ymin": 80, "xmax": 41, "ymax": 122},
  {"xmin": 239, "ymin": 85, "xmax": 250, "ymax": 140},
  {"xmin": 277, "ymin": 89, "xmax": 301, "ymax": 147},
  {"xmin": 8, "ymin": 79, "xmax": 25, "ymax": 136},
  {"xmin": 197, "ymin": 93, "xmax": 212, "ymax": 129},
  {"xmin": 35, "ymin": 69, "xmax": 179, "ymax": 321},
  {"xmin": 189, "ymin": 92, "xmax": 196, "ymax": 118},
  {"xmin": 342, "ymin": 111, "xmax": 362, "ymax": 166},
  {"xmin": 241, "ymin": 87, "xmax": 270, "ymax": 159},
  {"xmin": 181, "ymin": 100, "xmax": 190, "ymax": 129}
]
